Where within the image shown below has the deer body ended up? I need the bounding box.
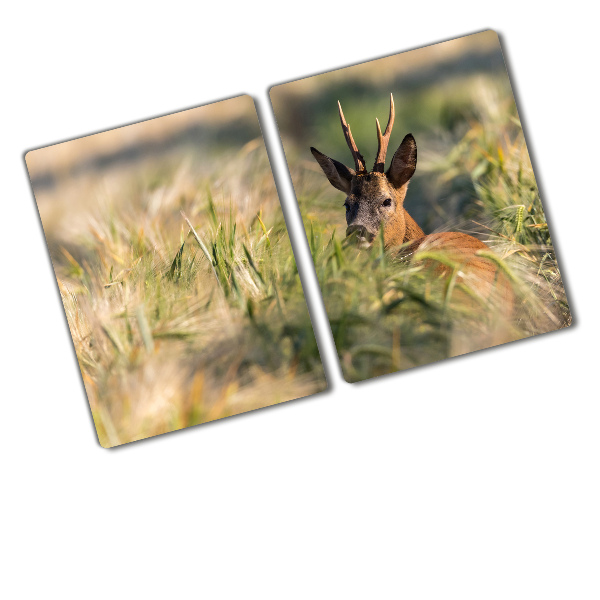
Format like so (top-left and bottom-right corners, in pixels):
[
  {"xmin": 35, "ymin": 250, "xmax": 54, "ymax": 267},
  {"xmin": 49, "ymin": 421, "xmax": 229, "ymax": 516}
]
[{"xmin": 310, "ymin": 94, "xmax": 510, "ymax": 309}]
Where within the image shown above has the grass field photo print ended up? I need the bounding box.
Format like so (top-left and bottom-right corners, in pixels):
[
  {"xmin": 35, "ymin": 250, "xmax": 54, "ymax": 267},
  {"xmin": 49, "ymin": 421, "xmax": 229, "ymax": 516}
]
[
  {"xmin": 270, "ymin": 31, "xmax": 571, "ymax": 383},
  {"xmin": 26, "ymin": 95, "xmax": 327, "ymax": 447}
]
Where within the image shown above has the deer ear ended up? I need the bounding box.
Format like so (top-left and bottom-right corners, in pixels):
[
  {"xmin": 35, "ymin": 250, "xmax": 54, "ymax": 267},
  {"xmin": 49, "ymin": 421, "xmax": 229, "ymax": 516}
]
[
  {"xmin": 387, "ymin": 134, "xmax": 417, "ymax": 188},
  {"xmin": 310, "ymin": 147, "xmax": 354, "ymax": 194}
]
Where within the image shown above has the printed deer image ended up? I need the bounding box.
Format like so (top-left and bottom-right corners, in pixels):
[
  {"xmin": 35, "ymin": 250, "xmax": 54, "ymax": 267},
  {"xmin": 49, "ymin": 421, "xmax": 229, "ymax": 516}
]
[{"xmin": 310, "ymin": 94, "xmax": 511, "ymax": 306}]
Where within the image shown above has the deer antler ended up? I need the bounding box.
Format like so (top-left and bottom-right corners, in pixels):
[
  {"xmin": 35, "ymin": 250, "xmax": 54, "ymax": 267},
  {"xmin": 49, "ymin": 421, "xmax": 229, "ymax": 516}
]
[
  {"xmin": 338, "ymin": 100, "xmax": 366, "ymax": 173},
  {"xmin": 373, "ymin": 93, "xmax": 395, "ymax": 172}
]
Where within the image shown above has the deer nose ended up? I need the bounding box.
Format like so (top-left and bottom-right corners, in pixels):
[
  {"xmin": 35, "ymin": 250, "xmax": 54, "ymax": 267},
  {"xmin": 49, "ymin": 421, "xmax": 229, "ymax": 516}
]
[
  {"xmin": 346, "ymin": 225, "xmax": 373, "ymax": 239},
  {"xmin": 346, "ymin": 225, "xmax": 375, "ymax": 245}
]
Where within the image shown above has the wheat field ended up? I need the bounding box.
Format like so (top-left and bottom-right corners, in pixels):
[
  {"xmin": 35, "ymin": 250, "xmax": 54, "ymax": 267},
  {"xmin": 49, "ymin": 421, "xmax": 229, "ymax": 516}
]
[
  {"xmin": 271, "ymin": 32, "xmax": 570, "ymax": 382},
  {"xmin": 27, "ymin": 96, "xmax": 326, "ymax": 447}
]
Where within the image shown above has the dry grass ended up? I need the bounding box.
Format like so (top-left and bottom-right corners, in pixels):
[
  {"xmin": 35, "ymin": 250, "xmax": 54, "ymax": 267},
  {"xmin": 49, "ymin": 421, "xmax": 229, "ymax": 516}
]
[
  {"xmin": 278, "ymin": 70, "xmax": 570, "ymax": 382},
  {"xmin": 29, "ymin": 101, "xmax": 326, "ymax": 447}
]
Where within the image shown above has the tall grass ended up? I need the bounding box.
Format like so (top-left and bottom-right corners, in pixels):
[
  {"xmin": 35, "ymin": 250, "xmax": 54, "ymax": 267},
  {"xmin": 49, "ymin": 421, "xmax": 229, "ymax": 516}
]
[
  {"xmin": 294, "ymin": 78, "xmax": 570, "ymax": 383},
  {"xmin": 43, "ymin": 139, "xmax": 325, "ymax": 447}
]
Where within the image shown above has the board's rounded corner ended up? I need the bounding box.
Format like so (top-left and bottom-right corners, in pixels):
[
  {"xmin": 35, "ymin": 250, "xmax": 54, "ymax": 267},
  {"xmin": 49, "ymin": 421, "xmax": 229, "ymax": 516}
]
[
  {"xmin": 340, "ymin": 371, "xmax": 359, "ymax": 385},
  {"xmin": 268, "ymin": 83, "xmax": 281, "ymax": 100},
  {"xmin": 98, "ymin": 435, "xmax": 115, "ymax": 450},
  {"xmin": 24, "ymin": 148, "xmax": 36, "ymax": 167},
  {"xmin": 235, "ymin": 92, "xmax": 256, "ymax": 109},
  {"xmin": 482, "ymin": 29, "xmax": 501, "ymax": 44}
]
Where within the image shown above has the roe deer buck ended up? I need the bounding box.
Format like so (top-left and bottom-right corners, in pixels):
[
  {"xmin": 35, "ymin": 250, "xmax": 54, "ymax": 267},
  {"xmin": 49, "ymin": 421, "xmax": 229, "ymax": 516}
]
[{"xmin": 310, "ymin": 94, "xmax": 511, "ymax": 307}]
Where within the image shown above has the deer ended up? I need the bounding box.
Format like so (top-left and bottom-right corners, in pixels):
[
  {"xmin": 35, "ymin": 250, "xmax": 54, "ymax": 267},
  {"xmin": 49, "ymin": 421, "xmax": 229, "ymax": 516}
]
[{"xmin": 310, "ymin": 94, "xmax": 512, "ymax": 311}]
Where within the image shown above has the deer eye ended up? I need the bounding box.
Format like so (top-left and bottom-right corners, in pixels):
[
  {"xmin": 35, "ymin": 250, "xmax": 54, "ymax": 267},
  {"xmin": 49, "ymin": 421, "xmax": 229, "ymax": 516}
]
[
  {"xmin": 344, "ymin": 201, "xmax": 350, "ymax": 211},
  {"xmin": 382, "ymin": 198, "xmax": 392, "ymax": 207}
]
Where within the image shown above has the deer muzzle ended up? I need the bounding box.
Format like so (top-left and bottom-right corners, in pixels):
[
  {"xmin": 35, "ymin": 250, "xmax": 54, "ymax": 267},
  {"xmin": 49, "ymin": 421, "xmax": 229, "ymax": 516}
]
[{"xmin": 346, "ymin": 224, "xmax": 375, "ymax": 248}]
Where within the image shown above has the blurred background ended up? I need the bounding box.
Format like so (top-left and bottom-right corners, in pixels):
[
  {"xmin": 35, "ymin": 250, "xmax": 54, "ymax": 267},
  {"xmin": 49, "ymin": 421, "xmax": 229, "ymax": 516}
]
[
  {"xmin": 28, "ymin": 96, "xmax": 264, "ymax": 250},
  {"xmin": 271, "ymin": 31, "xmax": 569, "ymax": 382},
  {"xmin": 271, "ymin": 30, "xmax": 515, "ymax": 232},
  {"xmin": 28, "ymin": 97, "xmax": 257, "ymax": 190},
  {"xmin": 26, "ymin": 95, "xmax": 326, "ymax": 447}
]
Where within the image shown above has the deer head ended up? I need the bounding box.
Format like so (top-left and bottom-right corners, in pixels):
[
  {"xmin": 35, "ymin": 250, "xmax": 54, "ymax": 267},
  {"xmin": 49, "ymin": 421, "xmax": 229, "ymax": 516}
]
[{"xmin": 310, "ymin": 94, "xmax": 418, "ymax": 248}]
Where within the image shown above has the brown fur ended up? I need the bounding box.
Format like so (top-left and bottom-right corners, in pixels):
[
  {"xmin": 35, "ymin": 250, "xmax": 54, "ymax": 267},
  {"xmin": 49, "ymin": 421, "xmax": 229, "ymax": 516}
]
[
  {"xmin": 310, "ymin": 96, "xmax": 514, "ymax": 314},
  {"xmin": 398, "ymin": 232, "xmax": 514, "ymax": 316},
  {"xmin": 402, "ymin": 210, "xmax": 425, "ymax": 243}
]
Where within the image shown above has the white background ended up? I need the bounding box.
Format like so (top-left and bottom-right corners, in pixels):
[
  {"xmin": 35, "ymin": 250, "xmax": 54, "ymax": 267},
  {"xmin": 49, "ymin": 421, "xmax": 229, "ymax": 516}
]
[{"xmin": 2, "ymin": 2, "xmax": 598, "ymax": 598}]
